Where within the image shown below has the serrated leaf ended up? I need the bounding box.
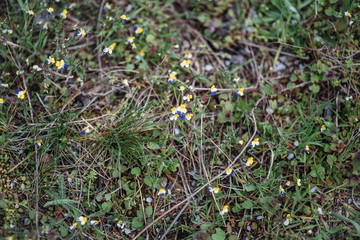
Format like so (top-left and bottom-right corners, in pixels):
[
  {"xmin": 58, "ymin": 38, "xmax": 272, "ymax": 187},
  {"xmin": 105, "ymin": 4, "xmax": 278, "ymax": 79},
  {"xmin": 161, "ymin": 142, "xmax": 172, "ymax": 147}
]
[
  {"xmin": 131, "ymin": 167, "xmax": 141, "ymax": 177},
  {"xmin": 132, "ymin": 217, "xmax": 144, "ymax": 229},
  {"xmin": 145, "ymin": 205, "xmax": 153, "ymax": 217},
  {"xmin": 262, "ymin": 84, "xmax": 273, "ymax": 96},
  {"xmin": 212, "ymin": 228, "xmax": 225, "ymax": 240},
  {"xmin": 242, "ymin": 200, "xmax": 253, "ymax": 209}
]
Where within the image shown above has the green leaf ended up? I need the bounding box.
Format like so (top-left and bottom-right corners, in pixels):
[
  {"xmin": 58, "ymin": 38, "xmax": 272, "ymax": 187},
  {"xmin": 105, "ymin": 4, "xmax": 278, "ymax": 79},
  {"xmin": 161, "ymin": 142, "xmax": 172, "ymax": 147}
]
[
  {"xmin": 105, "ymin": 193, "xmax": 112, "ymax": 201},
  {"xmin": 327, "ymin": 155, "xmax": 336, "ymax": 166},
  {"xmin": 145, "ymin": 205, "xmax": 153, "ymax": 217},
  {"xmin": 102, "ymin": 201, "xmax": 112, "ymax": 212},
  {"xmin": 132, "ymin": 217, "xmax": 144, "ymax": 229},
  {"xmin": 146, "ymin": 34, "xmax": 155, "ymax": 43},
  {"xmin": 242, "ymin": 200, "xmax": 253, "ymax": 209},
  {"xmin": 59, "ymin": 226, "xmax": 68, "ymax": 237},
  {"xmin": 244, "ymin": 184, "xmax": 256, "ymax": 192},
  {"xmin": 148, "ymin": 142, "xmax": 160, "ymax": 150},
  {"xmin": 131, "ymin": 167, "xmax": 141, "ymax": 177},
  {"xmin": 311, "ymin": 74, "xmax": 320, "ymax": 83},
  {"xmin": 144, "ymin": 176, "xmax": 153, "ymax": 187},
  {"xmin": 325, "ymin": 7, "xmax": 333, "ymax": 16},
  {"xmin": 262, "ymin": 84, "xmax": 273, "ymax": 96},
  {"xmin": 211, "ymin": 228, "xmax": 226, "ymax": 240},
  {"xmin": 312, "ymin": 85, "xmax": 320, "ymax": 94},
  {"xmin": 0, "ymin": 200, "xmax": 7, "ymax": 208},
  {"xmin": 217, "ymin": 112, "xmax": 228, "ymax": 123},
  {"xmin": 224, "ymin": 102, "xmax": 234, "ymax": 112}
]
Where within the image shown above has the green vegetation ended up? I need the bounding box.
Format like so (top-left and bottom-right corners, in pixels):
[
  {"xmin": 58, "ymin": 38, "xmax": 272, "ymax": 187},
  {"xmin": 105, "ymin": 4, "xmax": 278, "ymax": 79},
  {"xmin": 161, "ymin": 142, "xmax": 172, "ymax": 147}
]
[{"xmin": 0, "ymin": 0, "xmax": 360, "ymax": 239}]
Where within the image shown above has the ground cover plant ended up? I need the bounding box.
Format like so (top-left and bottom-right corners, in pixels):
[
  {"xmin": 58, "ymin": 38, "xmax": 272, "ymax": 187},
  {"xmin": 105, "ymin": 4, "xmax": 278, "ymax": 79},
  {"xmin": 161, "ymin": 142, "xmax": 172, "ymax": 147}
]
[{"xmin": 0, "ymin": 0, "xmax": 360, "ymax": 239}]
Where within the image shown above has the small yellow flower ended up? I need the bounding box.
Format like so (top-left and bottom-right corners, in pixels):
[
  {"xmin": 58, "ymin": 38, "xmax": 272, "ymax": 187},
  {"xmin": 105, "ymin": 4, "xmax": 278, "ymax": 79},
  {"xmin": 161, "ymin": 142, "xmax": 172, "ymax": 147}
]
[
  {"xmin": 220, "ymin": 205, "xmax": 229, "ymax": 215},
  {"xmin": 180, "ymin": 86, "xmax": 186, "ymax": 91},
  {"xmin": 345, "ymin": 11, "xmax": 351, "ymax": 17},
  {"xmin": 225, "ymin": 168, "xmax": 234, "ymax": 177},
  {"xmin": 186, "ymin": 113, "xmax": 193, "ymax": 120},
  {"xmin": 90, "ymin": 220, "xmax": 100, "ymax": 225},
  {"xmin": 47, "ymin": 7, "xmax": 54, "ymax": 14},
  {"xmin": 209, "ymin": 187, "xmax": 220, "ymax": 194},
  {"xmin": 251, "ymin": 138, "xmax": 259, "ymax": 148},
  {"xmin": 77, "ymin": 29, "xmax": 86, "ymax": 37},
  {"xmin": 286, "ymin": 181, "xmax": 291, "ymax": 186},
  {"xmin": 158, "ymin": 188, "xmax": 166, "ymax": 197},
  {"xmin": 279, "ymin": 185, "xmax": 286, "ymax": 196},
  {"xmin": 177, "ymin": 104, "xmax": 187, "ymax": 113},
  {"xmin": 180, "ymin": 59, "xmax": 191, "ymax": 68},
  {"xmin": 283, "ymin": 213, "xmax": 291, "ymax": 226},
  {"xmin": 16, "ymin": 89, "xmax": 26, "ymax": 100},
  {"xmin": 28, "ymin": 10, "xmax": 35, "ymax": 15},
  {"xmin": 185, "ymin": 53, "xmax": 192, "ymax": 59},
  {"xmin": 131, "ymin": 43, "xmax": 136, "ymax": 49},
  {"xmin": 303, "ymin": 145, "xmax": 310, "ymax": 154},
  {"xmin": 135, "ymin": 27, "xmax": 143, "ymax": 34},
  {"xmin": 121, "ymin": 15, "xmax": 128, "ymax": 21},
  {"xmin": 139, "ymin": 49, "xmax": 145, "ymax": 56},
  {"xmin": 47, "ymin": 57, "xmax": 55, "ymax": 64},
  {"xmin": 77, "ymin": 216, "xmax": 87, "ymax": 225},
  {"xmin": 236, "ymin": 88, "xmax": 244, "ymax": 97},
  {"xmin": 210, "ymin": 85, "xmax": 218, "ymax": 96},
  {"xmin": 36, "ymin": 140, "xmax": 42, "ymax": 148},
  {"xmin": 60, "ymin": 9, "xmax": 68, "ymax": 19},
  {"xmin": 69, "ymin": 222, "xmax": 78, "ymax": 230},
  {"xmin": 246, "ymin": 157, "xmax": 254, "ymax": 167},
  {"xmin": 296, "ymin": 179, "xmax": 301, "ymax": 187},
  {"xmin": 239, "ymin": 140, "xmax": 244, "ymax": 145},
  {"xmin": 320, "ymin": 125, "xmax": 325, "ymax": 132},
  {"xmin": 126, "ymin": 36, "xmax": 135, "ymax": 44},
  {"xmin": 0, "ymin": 98, "xmax": 4, "ymax": 104},
  {"xmin": 171, "ymin": 107, "xmax": 177, "ymax": 114},
  {"xmin": 183, "ymin": 94, "xmax": 193, "ymax": 102}
]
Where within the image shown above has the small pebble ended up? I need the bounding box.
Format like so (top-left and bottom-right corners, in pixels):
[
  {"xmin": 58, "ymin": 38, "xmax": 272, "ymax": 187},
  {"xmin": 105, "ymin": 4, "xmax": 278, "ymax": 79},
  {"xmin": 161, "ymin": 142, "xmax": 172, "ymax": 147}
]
[
  {"xmin": 247, "ymin": 225, "xmax": 251, "ymax": 231},
  {"xmin": 317, "ymin": 207, "xmax": 323, "ymax": 215},
  {"xmin": 205, "ymin": 64, "xmax": 213, "ymax": 72},
  {"xmin": 294, "ymin": 141, "xmax": 299, "ymax": 147},
  {"xmin": 266, "ymin": 108, "xmax": 274, "ymax": 115},
  {"xmin": 146, "ymin": 197, "xmax": 153, "ymax": 203},
  {"xmin": 287, "ymin": 153, "xmax": 295, "ymax": 160},
  {"xmin": 256, "ymin": 216, "xmax": 263, "ymax": 220},
  {"xmin": 124, "ymin": 228, "xmax": 131, "ymax": 235},
  {"xmin": 225, "ymin": 60, "xmax": 231, "ymax": 66}
]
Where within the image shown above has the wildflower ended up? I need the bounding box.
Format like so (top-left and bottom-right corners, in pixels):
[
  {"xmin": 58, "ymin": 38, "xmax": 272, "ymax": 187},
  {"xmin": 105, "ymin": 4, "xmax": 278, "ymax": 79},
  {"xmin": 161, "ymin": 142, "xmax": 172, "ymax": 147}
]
[
  {"xmin": 170, "ymin": 113, "xmax": 180, "ymax": 121},
  {"xmin": 286, "ymin": 181, "xmax": 291, "ymax": 186},
  {"xmin": 208, "ymin": 187, "xmax": 220, "ymax": 194},
  {"xmin": 27, "ymin": 10, "xmax": 35, "ymax": 15},
  {"xmin": 60, "ymin": 9, "xmax": 68, "ymax": 19},
  {"xmin": 80, "ymin": 126, "xmax": 91, "ymax": 135},
  {"xmin": 121, "ymin": 14, "xmax": 128, "ymax": 21},
  {"xmin": 303, "ymin": 145, "xmax": 310, "ymax": 154},
  {"xmin": 346, "ymin": 96, "xmax": 353, "ymax": 101},
  {"xmin": 279, "ymin": 185, "xmax": 286, "ymax": 196},
  {"xmin": 210, "ymin": 85, "xmax": 217, "ymax": 96},
  {"xmin": 171, "ymin": 107, "xmax": 177, "ymax": 114},
  {"xmin": 180, "ymin": 59, "xmax": 191, "ymax": 68},
  {"xmin": 69, "ymin": 222, "xmax": 78, "ymax": 230},
  {"xmin": 177, "ymin": 104, "xmax": 187, "ymax": 114},
  {"xmin": 134, "ymin": 26, "xmax": 143, "ymax": 34},
  {"xmin": 245, "ymin": 157, "xmax": 254, "ymax": 167},
  {"xmin": 239, "ymin": 140, "xmax": 244, "ymax": 145},
  {"xmin": 251, "ymin": 138, "xmax": 259, "ymax": 148},
  {"xmin": 46, "ymin": 56, "xmax": 55, "ymax": 64},
  {"xmin": 345, "ymin": 11, "xmax": 351, "ymax": 17},
  {"xmin": 236, "ymin": 88, "xmax": 244, "ymax": 97},
  {"xmin": 283, "ymin": 214, "xmax": 291, "ymax": 226},
  {"xmin": 131, "ymin": 43, "xmax": 136, "ymax": 49},
  {"xmin": 185, "ymin": 53, "xmax": 193, "ymax": 59},
  {"xmin": 103, "ymin": 43, "xmax": 116, "ymax": 54},
  {"xmin": 55, "ymin": 60, "xmax": 68, "ymax": 70},
  {"xmin": 121, "ymin": 79, "xmax": 129, "ymax": 87},
  {"xmin": 232, "ymin": 77, "xmax": 240, "ymax": 84},
  {"xmin": 69, "ymin": 3, "xmax": 76, "ymax": 9},
  {"xmin": 90, "ymin": 220, "xmax": 100, "ymax": 225},
  {"xmin": 76, "ymin": 216, "xmax": 87, "ymax": 225},
  {"xmin": 47, "ymin": 7, "xmax": 54, "ymax": 14},
  {"xmin": 226, "ymin": 168, "xmax": 234, "ymax": 177},
  {"xmin": 296, "ymin": 179, "xmax": 301, "ymax": 187},
  {"xmin": 139, "ymin": 49, "xmax": 145, "ymax": 56},
  {"xmin": 117, "ymin": 220, "xmax": 125, "ymax": 229},
  {"xmin": 1, "ymin": 83, "xmax": 9, "ymax": 88},
  {"xmin": 33, "ymin": 65, "xmax": 42, "ymax": 72},
  {"xmin": 220, "ymin": 205, "xmax": 229, "ymax": 215},
  {"xmin": 158, "ymin": 188, "xmax": 166, "ymax": 197},
  {"xmin": 183, "ymin": 94, "xmax": 193, "ymax": 102},
  {"xmin": 168, "ymin": 71, "xmax": 177, "ymax": 83},
  {"xmin": 16, "ymin": 89, "xmax": 26, "ymax": 100},
  {"xmin": 77, "ymin": 28, "xmax": 86, "ymax": 37},
  {"xmin": 126, "ymin": 37, "xmax": 135, "ymax": 44},
  {"xmin": 21, "ymin": 183, "xmax": 25, "ymax": 190},
  {"xmin": 0, "ymin": 98, "xmax": 4, "ymax": 104},
  {"xmin": 180, "ymin": 86, "xmax": 186, "ymax": 91},
  {"xmin": 36, "ymin": 140, "xmax": 42, "ymax": 148},
  {"xmin": 320, "ymin": 125, "xmax": 326, "ymax": 132},
  {"xmin": 43, "ymin": 23, "xmax": 48, "ymax": 30},
  {"xmin": 186, "ymin": 113, "xmax": 193, "ymax": 120}
]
